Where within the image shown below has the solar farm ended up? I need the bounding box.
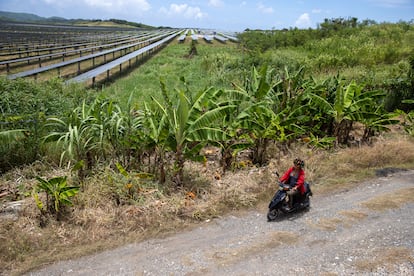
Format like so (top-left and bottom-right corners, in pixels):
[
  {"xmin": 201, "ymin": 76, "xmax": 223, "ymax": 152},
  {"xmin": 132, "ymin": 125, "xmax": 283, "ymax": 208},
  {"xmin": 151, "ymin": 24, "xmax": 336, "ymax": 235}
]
[{"xmin": 0, "ymin": 22, "xmax": 239, "ymax": 86}]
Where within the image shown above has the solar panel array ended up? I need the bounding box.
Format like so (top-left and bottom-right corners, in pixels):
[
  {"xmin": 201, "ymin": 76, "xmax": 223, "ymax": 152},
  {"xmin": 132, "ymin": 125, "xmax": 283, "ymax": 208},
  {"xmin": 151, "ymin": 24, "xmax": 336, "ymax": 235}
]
[
  {"xmin": 66, "ymin": 31, "xmax": 180, "ymax": 85},
  {"xmin": 7, "ymin": 31, "xmax": 175, "ymax": 80},
  {"xmin": 0, "ymin": 23, "xmax": 239, "ymax": 86}
]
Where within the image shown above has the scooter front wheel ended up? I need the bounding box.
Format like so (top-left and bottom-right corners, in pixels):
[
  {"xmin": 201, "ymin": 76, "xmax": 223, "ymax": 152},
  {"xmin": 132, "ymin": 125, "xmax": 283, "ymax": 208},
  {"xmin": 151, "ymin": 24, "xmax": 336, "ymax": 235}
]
[{"xmin": 267, "ymin": 208, "xmax": 281, "ymax": 221}]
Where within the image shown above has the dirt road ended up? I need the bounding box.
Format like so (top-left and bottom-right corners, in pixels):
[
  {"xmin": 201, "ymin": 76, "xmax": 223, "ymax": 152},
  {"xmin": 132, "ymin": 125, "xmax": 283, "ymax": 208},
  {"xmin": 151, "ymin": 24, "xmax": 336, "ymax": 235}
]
[{"xmin": 28, "ymin": 170, "xmax": 414, "ymax": 275}]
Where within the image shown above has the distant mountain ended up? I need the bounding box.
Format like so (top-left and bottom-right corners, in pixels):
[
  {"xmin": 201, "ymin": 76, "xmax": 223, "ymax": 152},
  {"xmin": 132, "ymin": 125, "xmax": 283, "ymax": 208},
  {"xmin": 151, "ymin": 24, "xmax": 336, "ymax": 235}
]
[
  {"xmin": 0, "ymin": 10, "xmax": 158, "ymax": 29},
  {"xmin": 0, "ymin": 11, "xmax": 47, "ymax": 22}
]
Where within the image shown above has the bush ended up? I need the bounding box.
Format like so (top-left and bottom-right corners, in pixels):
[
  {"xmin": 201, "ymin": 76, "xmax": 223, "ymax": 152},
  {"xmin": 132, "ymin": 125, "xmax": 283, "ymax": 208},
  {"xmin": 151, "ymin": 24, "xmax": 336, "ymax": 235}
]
[
  {"xmin": 383, "ymin": 56, "xmax": 414, "ymax": 112},
  {"xmin": 0, "ymin": 78, "xmax": 93, "ymax": 173}
]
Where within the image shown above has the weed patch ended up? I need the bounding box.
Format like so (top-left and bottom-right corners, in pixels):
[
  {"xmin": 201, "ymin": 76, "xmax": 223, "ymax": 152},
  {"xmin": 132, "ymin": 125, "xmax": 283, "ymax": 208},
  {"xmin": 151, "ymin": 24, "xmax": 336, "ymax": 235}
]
[
  {"xmin": 306, "ymin": 217, "xmax": 343, "ymax": 231},
  {"xmin": 210, "ymin": 231, "xmax": 298, "ymax": 266},
  {"xmin": 361, "ymin": 187, "xmax": 414, "ymax": 212},
  {"xmin": 354, "ymin": 247, "xmax": 414, "ymax": 272}
]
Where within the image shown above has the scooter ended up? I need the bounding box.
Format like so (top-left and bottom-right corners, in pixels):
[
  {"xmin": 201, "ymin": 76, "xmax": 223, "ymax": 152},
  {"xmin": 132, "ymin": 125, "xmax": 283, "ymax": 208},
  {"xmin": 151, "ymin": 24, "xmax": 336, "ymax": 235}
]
[{"xmin": 267, "ymin": 174, "xmax": 312, "ymax": 221}]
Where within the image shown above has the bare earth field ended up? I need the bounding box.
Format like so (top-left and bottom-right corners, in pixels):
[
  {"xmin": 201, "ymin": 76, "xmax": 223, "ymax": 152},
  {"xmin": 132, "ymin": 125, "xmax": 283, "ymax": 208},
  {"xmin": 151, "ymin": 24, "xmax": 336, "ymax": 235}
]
[{"xmin": 27, "ymin": 169, "xmax": 414, "ymax": 276}]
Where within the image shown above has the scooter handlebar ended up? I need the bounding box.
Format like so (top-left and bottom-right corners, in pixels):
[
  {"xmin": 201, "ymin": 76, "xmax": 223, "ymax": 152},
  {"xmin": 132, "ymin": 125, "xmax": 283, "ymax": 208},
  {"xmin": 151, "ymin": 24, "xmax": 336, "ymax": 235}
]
[{"xmin": 278, "ymin": 182, "xmax": 291, "ymax": 190}]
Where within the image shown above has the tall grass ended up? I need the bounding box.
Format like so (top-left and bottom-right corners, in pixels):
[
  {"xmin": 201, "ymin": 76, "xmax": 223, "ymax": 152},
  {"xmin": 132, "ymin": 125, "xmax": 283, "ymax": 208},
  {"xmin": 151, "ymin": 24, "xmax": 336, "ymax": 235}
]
[{"xmin": 239, "ymin": 22, "xmax": 414, "ymax": 101}]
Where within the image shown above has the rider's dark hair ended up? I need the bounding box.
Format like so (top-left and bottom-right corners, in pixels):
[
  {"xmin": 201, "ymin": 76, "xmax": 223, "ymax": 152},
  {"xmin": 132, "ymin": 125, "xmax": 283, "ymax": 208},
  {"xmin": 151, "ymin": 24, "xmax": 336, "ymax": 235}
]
[{"xmin": 294, "ymin": 158, "xmax": 304, "ymax": 168}]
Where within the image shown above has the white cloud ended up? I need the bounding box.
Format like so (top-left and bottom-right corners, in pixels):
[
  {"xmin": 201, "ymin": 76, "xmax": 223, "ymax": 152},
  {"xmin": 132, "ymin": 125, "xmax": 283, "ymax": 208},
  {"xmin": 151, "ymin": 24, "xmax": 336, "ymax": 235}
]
[
  {"xmin": 208, "ymin": 0, "xmax": 224, "ymax": 8},
  {"xmin": 80, "ymin": 0, "xmax": 151, "ymax": 12},
  {"xmin": 84, "ymin": 0, "xmax": 112, "ymax": 8},
  {"xmin": 370, "ymin": 0, "xmax": 412, "ymax": 8},
  {"xmin": 160, "ymin": 4, "xmax": 207, "ymax": 20},
  {"xmin": 257, "ymin": 3, "xmax": 274, "ymax": 14},
  {"xmin": 295, "ymin": 13, "xmax": 311, "ymax": 28}
]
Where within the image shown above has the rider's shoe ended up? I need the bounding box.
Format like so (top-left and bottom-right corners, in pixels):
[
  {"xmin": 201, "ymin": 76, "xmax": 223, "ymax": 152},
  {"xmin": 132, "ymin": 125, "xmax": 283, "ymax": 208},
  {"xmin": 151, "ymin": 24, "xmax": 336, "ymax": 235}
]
[{"xmin": 281, "ymin": 205, "xmax": 291, "ymax": 212}]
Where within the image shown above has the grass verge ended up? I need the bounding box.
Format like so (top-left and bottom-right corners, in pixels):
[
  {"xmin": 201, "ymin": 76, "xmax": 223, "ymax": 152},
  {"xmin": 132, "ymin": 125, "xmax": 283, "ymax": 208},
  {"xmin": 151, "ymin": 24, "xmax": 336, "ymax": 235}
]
[{"xmin": 0, "ymin": 132, "xmax": 414, "ymax": 275}]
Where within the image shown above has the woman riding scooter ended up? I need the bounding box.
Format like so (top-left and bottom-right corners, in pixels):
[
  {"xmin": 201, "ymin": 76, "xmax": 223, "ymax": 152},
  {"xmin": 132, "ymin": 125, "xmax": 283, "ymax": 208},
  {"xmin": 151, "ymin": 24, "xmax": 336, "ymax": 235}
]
[{"xmin": 279, "ymin": 158, "xmax": 306, "ymax": 211}]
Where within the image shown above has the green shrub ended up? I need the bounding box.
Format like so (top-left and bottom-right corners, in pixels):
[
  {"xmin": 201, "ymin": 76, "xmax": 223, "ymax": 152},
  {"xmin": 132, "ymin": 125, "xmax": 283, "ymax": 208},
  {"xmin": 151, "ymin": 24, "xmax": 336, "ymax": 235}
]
[
  {"xmin": 0, "ymin": 78, "xmax": 92, "ymax": 173},
  {"xmin": 383, "ymin": 56, "xmax": 414, "ymax": 112}
]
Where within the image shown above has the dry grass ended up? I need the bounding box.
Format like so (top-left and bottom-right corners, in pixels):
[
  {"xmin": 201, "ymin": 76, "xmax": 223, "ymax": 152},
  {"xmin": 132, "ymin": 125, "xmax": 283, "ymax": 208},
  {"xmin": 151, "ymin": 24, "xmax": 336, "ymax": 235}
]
[
  {"xmin": 307, "ymin": 209, "xmax": 370, "ymax": 231},
  {"xmin": 0, "ymin": 132, "xmax": 414, "ymax": 275},
  {"xmin": 339, "ymin": 210, "xmax": 368, "ymax": 220},
  {"xmin": 210, "ymin": 231, "xmax": 298, "ymax": 266},
  {"xmin": 306, "ymin": 217, "xmax": 343, "ymax": 231},
  {"xmin": 361, "ymin": 187, "xmax": 414, "ymax": 212},
  {"xmin": 304, "ymin": 134, "xmax": 414, "ymax": 195},
  {"xmin": 354, "ymin": 246, "xmax": 414, "ymax": 272}
]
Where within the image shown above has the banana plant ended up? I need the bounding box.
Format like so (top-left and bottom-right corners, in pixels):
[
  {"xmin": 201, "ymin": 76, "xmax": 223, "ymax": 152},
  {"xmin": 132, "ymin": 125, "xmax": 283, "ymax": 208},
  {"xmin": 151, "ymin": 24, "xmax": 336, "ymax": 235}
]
[
  {"xmin": 141, "ymin": 101, "xmax": 169, "ymax": 183},
  {"xmin": 34, "ymin": 176, "xmax": 79, "ymax": 219},
  {"xmin": 359, "ymin": 110, "xmax": 400, "ymax": 142},
  {"xmin": 232, "ymin": 65, "xmax": 295, "ymax": 165},
  {"xmin": 354, "ymin": 89, "xmax": 400, "ymax": 142},
  {"xmin": 307, "ymin": 80, "xmax": 371, "ymax": 144},
  {"xmin": 150, "ymin": 78, "xmax": 234, "ymax": 185}
]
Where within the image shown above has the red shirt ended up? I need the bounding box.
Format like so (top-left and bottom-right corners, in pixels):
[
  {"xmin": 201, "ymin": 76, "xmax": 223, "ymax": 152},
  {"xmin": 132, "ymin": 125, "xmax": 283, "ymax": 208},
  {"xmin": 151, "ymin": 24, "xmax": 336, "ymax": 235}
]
[{"xmin": 279, "ymin": 167, "xmax": 305, "ymax": 195}]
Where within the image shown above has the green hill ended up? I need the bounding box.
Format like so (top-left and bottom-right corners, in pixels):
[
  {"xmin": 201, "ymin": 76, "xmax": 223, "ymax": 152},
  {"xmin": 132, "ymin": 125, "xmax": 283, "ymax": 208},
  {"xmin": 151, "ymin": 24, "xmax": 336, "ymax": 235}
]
[
  {"xmin": 0, "ymin": 11, "xmax": 68, "ymax": 23},
  {"xmin": 0, "ymin": 10, "xmax": 156, "ymax": 29}
]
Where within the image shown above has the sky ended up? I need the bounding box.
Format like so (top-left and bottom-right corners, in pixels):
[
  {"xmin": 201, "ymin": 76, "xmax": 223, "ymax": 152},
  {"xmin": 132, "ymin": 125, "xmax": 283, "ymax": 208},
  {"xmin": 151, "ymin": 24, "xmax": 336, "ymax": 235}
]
[{"xmin": 0, "ymin": 0, "xmax": 413, "ymax": 32}]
